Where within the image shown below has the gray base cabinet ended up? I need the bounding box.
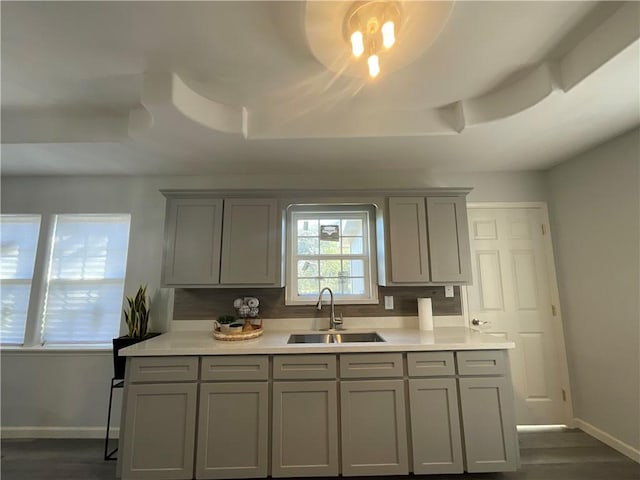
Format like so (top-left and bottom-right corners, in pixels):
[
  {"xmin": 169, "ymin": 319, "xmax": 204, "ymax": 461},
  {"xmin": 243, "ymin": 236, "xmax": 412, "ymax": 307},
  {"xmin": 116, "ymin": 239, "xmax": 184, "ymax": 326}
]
[
  {"xmin": 196, "ymin": 382, "xmax": 268, "ymax": 479},
  {"xmin": 271, "ymin": 381, "xmax": 339, "ymax": 477},
  {"xmin": 456, "ymin": 350, "xmax": 518, "ymax": 472},
  {"xmin": 408, "ymin": 378, "xmax": 463, "ymax": 474},
  {"xmin": 340, "ymin": 380, "xmax": 409, "ymax": 476},
  {"xmin": 120, "ymin": 349, "xmax": 517, "ymax": 479},
  {"xmin": 120, "ymin": 383, "xmax": 198, "ymax": 480},
  {"xmin": 458, "ymin": 376, "xmax": 518, "ymax": 472}
]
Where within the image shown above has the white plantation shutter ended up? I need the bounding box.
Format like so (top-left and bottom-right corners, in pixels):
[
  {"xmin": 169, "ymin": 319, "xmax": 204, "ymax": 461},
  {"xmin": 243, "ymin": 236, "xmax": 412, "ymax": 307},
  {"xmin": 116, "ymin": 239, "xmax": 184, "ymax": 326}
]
[
  {"xmin": 0, "ymin": 215, "xmax": 41, "ymax": 345},
  {"xmin": 41, "ymin": 214, "xmax": 131, "ymax": 345}
]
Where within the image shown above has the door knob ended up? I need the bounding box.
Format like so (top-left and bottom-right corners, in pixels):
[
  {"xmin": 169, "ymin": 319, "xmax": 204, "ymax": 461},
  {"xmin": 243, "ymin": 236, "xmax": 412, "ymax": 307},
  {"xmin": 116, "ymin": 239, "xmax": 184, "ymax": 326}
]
[{"xmin": 471, "ymin": 318, "xmax": 489, "ymax": 326}]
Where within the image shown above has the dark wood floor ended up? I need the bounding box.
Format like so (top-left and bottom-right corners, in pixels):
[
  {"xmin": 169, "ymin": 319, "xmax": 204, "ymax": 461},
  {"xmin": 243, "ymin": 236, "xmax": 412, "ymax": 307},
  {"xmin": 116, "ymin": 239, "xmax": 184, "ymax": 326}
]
[{"xmin": 1, "ymin": 429, "xmax": 638, "ymax": 480}]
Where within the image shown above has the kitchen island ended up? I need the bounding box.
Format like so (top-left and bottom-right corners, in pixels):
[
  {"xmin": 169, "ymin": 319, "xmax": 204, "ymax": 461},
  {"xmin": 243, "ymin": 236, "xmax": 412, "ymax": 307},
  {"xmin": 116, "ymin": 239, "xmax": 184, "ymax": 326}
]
[{"xmin": 118, "ymin": 327, "xmax": 518, "ymax": 479}]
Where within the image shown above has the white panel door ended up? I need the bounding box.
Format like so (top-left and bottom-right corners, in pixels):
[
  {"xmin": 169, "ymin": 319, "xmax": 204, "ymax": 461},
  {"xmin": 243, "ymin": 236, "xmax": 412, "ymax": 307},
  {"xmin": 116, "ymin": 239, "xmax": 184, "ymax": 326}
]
[{"xmin": 466, "ymin": 206, "xmax": 570, "ymax": 425}]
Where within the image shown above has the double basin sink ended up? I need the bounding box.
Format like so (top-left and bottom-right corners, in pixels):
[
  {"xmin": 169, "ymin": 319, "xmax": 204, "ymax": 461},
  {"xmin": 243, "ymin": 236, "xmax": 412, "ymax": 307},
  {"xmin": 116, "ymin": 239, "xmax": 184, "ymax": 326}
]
[{"xmin": 287, "ymin": 332, "xmax": 385, "ymax": 344}]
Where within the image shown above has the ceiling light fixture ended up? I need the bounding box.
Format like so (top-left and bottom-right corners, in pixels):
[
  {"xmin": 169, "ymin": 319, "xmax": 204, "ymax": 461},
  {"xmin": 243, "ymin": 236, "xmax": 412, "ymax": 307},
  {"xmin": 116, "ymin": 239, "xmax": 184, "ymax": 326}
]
[{"xmin": 344, "ymin": 1, "xmax": 401, "ymax": 79}]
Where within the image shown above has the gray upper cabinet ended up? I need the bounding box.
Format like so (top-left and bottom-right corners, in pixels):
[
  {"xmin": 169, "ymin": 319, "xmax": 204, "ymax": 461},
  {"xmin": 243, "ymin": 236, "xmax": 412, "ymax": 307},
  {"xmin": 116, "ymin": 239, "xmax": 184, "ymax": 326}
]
[
  {"xmin": 383, "ymin": 194, "xmax": 472, "ymax": 285},
  {"xmin": 387, "ymin": 197, "xmax": 430, "ymax": 283},
  {"xmin": 161, "ymin": 195, "xmax": 282, "ymax": 287},
  {"xmin": 162, "ymin": 198, "xmax": 223, "ymax": 286},
  {"xmin": 220, "ymin": 198, "xmax": 280, "ymax": 285},
  {"xmin": 426, "ymin": 196, "xmax": 471, "ymax": 282}
]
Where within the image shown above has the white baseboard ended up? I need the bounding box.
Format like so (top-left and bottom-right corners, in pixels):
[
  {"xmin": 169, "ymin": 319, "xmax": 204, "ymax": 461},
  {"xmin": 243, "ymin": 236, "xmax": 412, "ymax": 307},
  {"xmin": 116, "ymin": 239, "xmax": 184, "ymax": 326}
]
[
  {"xmin": 574, "ymin": 418, "xmax": 640, "ymax": 463},
  {"xmin": 1, "ymin": 426, "xmax": 119, "ymax": 439}
]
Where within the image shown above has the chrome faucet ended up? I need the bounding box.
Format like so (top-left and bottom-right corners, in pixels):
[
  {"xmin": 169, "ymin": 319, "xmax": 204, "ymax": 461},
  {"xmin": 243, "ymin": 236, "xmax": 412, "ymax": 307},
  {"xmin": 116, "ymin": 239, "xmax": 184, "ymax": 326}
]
[{"xmin": 316, "ymin": 287, "xmax": 343, "ymax": 331}]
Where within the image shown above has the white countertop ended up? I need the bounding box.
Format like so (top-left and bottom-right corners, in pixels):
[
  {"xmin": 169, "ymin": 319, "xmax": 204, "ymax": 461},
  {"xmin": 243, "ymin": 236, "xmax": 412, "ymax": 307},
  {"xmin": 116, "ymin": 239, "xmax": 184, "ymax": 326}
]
[{"xmin": 119, "ymin": 327, "xmax": 514, "ymax": 356}]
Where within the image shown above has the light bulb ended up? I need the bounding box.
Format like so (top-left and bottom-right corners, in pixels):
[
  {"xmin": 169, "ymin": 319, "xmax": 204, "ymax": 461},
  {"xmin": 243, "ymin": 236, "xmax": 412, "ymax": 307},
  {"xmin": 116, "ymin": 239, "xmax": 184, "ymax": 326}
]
[
  {"xmin": 350, "ymin": 31, "xmax": 364, "ymax": 58},
  {"xmin": 382, "ymin": 21, "xmax": 395, "ymax": 49},
  {"xmin": 367, "ymin": 54, "xmax": 380, "ymax": 78}
]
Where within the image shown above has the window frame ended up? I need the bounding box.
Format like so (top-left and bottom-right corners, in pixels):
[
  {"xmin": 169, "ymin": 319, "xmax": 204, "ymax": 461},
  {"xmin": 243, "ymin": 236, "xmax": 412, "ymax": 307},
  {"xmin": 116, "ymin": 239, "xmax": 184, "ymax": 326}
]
[{"xmin": 285, "ymin": 204, "xmax": 379, "ymax": 306}]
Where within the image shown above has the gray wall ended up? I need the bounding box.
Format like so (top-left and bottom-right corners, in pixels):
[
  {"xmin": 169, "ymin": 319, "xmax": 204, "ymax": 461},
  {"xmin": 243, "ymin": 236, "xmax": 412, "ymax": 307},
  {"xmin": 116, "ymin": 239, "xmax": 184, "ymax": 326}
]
[
  {"xmin": 0, "ymin": 170, "xmax": 548, "ymax": 435},
  {"xmin": 547, "ymin": 128, "xmax": 640, "ymax": 451}
]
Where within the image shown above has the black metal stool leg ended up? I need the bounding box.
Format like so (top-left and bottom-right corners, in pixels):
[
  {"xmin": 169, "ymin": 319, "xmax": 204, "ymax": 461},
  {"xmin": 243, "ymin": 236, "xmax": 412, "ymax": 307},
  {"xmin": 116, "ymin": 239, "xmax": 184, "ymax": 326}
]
[{"xmin": 104, "ymin": 377, "xmax": 123, "ymax": 461}]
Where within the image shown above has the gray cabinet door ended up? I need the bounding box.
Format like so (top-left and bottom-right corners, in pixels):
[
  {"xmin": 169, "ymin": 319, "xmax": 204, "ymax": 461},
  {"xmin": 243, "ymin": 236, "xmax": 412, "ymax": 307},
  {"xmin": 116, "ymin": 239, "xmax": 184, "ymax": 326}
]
[
  {"xmin": 387, "ymin": 197, "xmax": 430, "ymax": 283},
  {"xmin": 220, "ymin": 198, "xmax": 281, "ymax": 285},
  {"xmin": 408, "ymin": 378, "xmax": 463, "ymax": 474},
  {"xmin": 162, "ymin": 198, "xmax": 223, "ymax": 286},
  {"xmin": 340, "ymin": 379, "xmax": 409, "ymax": 476},
  {"xmin": 272, "ymin": 381, "xmax": 339, "ymax": 477},
  {"xmin": 426, "ymin": 196, "xmax": 471, "ymax": 283},
  {"xmin": 196, "ymin": 382, "xmax": 268, "ymax": 479},
  {"xmin": 120, "ymin": 383, "xmax": 197, "ymax": 479},
  {"xmin": 458, "ymin": 376, "xmax": 518, "ymax": 472}
]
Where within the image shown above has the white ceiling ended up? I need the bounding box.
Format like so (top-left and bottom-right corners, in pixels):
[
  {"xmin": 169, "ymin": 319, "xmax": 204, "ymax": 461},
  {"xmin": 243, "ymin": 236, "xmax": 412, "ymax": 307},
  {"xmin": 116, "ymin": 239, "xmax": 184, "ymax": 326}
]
[{"xmin": 1, "ymin": 1, "xmax": 638, "ymax": 176}]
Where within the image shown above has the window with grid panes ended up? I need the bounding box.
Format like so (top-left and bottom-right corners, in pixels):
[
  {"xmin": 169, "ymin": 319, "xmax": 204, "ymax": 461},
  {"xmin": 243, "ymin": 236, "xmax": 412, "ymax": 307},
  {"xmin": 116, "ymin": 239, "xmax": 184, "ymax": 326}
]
[{"xmin": 287, "ymin": 206, "xmax": 378, "ymax": 304}]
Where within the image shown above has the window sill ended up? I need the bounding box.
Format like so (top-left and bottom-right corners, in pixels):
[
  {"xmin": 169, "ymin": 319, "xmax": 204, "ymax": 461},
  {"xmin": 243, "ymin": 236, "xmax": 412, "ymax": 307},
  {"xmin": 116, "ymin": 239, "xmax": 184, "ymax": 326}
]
[
  {"xmin": 1, "ymin": 344, "xmax": 112, "ymax": 355},
  {"xmin": 285, "ymin": 298, "xmax": 380, "ymax": 306}
]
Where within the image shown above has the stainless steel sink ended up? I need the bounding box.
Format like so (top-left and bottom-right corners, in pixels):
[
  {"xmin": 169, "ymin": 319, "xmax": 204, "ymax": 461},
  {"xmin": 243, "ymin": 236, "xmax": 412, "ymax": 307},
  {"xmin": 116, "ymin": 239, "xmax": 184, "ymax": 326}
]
[
  {"xmin": 333, "ymin": 332, "xmax": 384, "ymax": 343},
  {"xmin": 287, "ymin": 333, "xmax": 334, "ymax": 344},
  {"xmin": 287, "ymin": 332, "xmax": 384, "ymax": 344}
]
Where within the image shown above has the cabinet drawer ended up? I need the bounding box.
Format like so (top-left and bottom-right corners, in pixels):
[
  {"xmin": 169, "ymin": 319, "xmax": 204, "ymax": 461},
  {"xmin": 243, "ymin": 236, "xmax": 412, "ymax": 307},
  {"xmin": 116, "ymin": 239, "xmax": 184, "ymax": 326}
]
[
  {"xmin": 201, "ymin": 355, "xmax": 268, "ymax": 381},
  {"xmin": 340, "ymin": 353, "xmax": 404, "ymax": 378},
  {"xmin": 407, "ymin": 352, "xmax": 455, "ymax": 377},
  {"xmin": 273, "ymin": 355, "xmax": 337, "ymax": 380},
  {"xmin": 128, "ymin": 356, "xmax": 199, "ymax": 383},
  {"xmin": 457, "ymin": 350, "xmax": 505, "ymax": 376}
]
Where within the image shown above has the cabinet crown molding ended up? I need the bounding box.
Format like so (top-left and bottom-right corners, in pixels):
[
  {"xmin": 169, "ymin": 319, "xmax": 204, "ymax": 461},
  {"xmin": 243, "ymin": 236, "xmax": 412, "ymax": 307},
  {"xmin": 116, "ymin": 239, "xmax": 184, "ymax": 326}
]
[{"xmin": 160, "ymin": 187, "xmax": 473, "ymax": 199}]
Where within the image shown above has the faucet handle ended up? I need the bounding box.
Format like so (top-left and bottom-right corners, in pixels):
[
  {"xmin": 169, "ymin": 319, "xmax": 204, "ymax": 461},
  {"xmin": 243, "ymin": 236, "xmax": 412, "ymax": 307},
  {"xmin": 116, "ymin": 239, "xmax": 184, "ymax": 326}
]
[{"xmin": 335, "ymin": 312, "xmax": 343, "ymax": 325}]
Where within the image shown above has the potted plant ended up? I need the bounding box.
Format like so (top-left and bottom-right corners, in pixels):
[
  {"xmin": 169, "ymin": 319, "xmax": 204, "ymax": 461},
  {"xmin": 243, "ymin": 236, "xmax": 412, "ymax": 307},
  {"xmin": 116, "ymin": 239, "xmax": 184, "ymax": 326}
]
[{"xmin": 112, "ymin": 285, "xmax": 160, "ymax": 379}]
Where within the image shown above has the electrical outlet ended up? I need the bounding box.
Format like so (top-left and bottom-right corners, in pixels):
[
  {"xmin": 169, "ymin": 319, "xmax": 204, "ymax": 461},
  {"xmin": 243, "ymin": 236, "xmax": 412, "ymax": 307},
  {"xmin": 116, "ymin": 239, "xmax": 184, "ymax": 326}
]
[
  {"xmin": 444, "ymin": 285, "xmax": 454, "ymax": 298},
  {"xmin": 384, "ymin": 296, "xmax": 394, "ymax": 310}
]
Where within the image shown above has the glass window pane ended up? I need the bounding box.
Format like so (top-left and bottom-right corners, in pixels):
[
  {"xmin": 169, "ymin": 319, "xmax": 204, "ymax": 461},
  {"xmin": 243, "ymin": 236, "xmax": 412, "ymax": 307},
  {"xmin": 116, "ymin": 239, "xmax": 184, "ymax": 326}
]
[
  {"xmin": 319, "ymin": 260, "xmax": 341, "ymax": 278},
  {"xmin": 297, "ymin": 260, "xmax": 318, "ymax": 278},
  {"xmin": 0, "ymin": 215, "xmax": 41, "ymax": 345},
  {"xmin": 42, "ymin": 282, "xmax": 124, "ymax": 344},
  {"xmin": 342, "ymin": 259, "xmax": 365, "ymax": 277},
  {"xmin": 297, "ymin": 278, "xmax": 319, "ymax": 296},
  {"xmin": 297, "ymin": 237, "xmax": 318, "ymax": 255},
  {"xmin": 342, "ymin": 218, "xmax": 363, "ymax": 236},
  {"xmin": 297, "ymin": 219, "xmax": 318, "ymax": 237},
  {"xmin": 0, "ymin": 216, "xmax": 40, "ymax": 279},
  {"xmin": 1, "ymin": 284, "xmax": 31, "ymax": 344},
  {"xmin": 321, "ymin": 277, "xmax": 342, "ymax": 295},
  {"xmin": 342, "ymin": 237, "xmax": 363, "ymax": 254},
  {"xmin": 345, "ymin": 277, "xmax": 366, "ymax": 295},
  {"xmin": 319, "ymin": 240, "xmax": 340, "ymax": 255}
]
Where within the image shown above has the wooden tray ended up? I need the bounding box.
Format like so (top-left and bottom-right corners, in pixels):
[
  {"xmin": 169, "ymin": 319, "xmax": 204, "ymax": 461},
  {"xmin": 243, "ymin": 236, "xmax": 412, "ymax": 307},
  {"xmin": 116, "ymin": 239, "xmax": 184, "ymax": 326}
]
[{"xmin": 213, "ymin": 320, "xmax": 263, "ymax": 341}]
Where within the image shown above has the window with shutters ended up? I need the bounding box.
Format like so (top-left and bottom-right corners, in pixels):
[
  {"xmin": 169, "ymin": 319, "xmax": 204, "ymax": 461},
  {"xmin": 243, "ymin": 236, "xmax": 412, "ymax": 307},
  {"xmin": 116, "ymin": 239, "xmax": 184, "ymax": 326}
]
[
  {"xmin": 286, "ymin": 205, "xmax": 378, "ymax": 305},
  {"xmin": 41, "ymin": 214, "xmax": 131, "ymax": 345},
  {"xmin": 0, "ymin": 213, "xmax": 131, "ymax": 347},
  {"xmin": 0, "ymin": 215, "xmax": 41, "ymax": 345}
]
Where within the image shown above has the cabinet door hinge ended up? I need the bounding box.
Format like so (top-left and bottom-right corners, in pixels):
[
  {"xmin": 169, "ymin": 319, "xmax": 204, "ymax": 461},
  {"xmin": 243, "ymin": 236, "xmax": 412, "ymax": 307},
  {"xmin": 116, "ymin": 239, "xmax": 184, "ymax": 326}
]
[
  {"xmin": 562, "ymin": 389, "xmax": 567, "ymax": 402},
  {"xmin": 551, "ymin": 304, "xmax": 557, "ymax": 316}
]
